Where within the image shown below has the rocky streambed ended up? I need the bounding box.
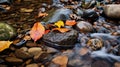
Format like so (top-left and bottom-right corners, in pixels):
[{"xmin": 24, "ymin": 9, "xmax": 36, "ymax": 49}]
[{"xmin": 0, "ymin": 0, "xmax": 120, "ymax": 67}]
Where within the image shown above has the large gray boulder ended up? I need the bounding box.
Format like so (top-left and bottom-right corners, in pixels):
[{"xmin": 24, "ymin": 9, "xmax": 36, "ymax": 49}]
[{"xmin": 43, "ymin": 29, "xmax": 78, "ymax": 49}]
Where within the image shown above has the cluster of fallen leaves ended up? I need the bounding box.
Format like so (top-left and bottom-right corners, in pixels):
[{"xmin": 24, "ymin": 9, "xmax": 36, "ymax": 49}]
[
  {"xmin": 30, "ymin": 20, "xmax": 77, "ymax": 42},
  {"xmin": 0, "ymin": 20, "xmax": 76, "ymax": 52}
]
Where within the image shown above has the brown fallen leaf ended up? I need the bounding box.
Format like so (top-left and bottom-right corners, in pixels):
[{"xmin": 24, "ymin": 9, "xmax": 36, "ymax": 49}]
[
  {"xmin": 30, "ymin": 22, "xmax": 45, "ymax": 42},
  {"xmin": 0, "ymin": 41, "xmax": 13, "ymax": 52},
  {"xmin": 65, "ymin": 20, "xmax": 77, "ymax": 26},
  {"xmin": 52, "ymin": 55, "xmax": 68, "ymax": 67},
  {"xmin": 52, "ymin": 28, "xmax": 70, "ymax": 33}
]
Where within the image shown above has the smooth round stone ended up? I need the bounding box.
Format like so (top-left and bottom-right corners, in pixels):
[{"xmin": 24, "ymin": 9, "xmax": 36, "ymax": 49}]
[
  {"xmin": 26, "ymin": 63, "xmax": 39, "ymax": 67},
  {"xmin": 114, "ymin": 62, "xmax": 120, "ymax": 67},
  {"xmin": 5, "ymin": 57, "xmax": 23, "ymax": 64},
  {"xmin": 20, "ymin": 47, "xmax": 28, "ymax": 52},
  {"xmin": 28, "ymin": 47, "xmax": 42, "ymax": 56},
  {"xmin": 76, "ymin": 21, "xmax": 93, "ymax": 33},
  {"xmin": 91, "ymin": 60, "xmax": 111, "ymax": 67},
  {"xmin": 15, "ymin": 49, "xmax": 33, "ymax": 59},
  {"xmin": 0, "ymin": 22, "xmax": 16, "ymax": 40}
]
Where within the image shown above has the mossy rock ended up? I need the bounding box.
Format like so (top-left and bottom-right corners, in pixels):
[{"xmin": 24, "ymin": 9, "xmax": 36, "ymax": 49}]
[{"xmin": 0, "ymin": 22, "xmax": 16, "ymax": 40}]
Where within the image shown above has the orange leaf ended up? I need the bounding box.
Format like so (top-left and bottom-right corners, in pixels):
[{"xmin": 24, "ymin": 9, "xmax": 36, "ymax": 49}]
[
  {"xmin": 52, "ymin": 28, "xmax": 70, "ymax": 33},
  {"xmin": 44, "ymin": 30, "xmax": 50, "ymax": 34},
  {"xmin": 65, "ymin": 20, "xmax": 76, "ymax": 26},
  {"xmin": 30, "ymin": 22, "xmax": 45, "ymax": 42}
]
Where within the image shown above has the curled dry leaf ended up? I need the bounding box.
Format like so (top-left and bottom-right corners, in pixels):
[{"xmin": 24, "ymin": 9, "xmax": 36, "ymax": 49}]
[
  {"xmin": 30, "ymin": 22, "xmax": 45, "ymax": 42},
  {"xmin": 52, "ymin": 55, "xmax": 68, "ymax": 66},
  {"xmin": 0, "ymin": 41, "xmax": 13, "ymax": 52},
  {"xmin": 65, "ymin": 20, "xmax": 77, "ymax": 26},
  {"xmin": 54, "ymin": 20, "xmax": 64, "ymax": 28},
  {"xmin": 52, "ymin": 28, "xmax": 70, "ymax": 33}
]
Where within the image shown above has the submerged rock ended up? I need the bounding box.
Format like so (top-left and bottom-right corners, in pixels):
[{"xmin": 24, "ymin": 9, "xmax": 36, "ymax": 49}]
[
  {"xmin": 76, "ymin": 21, "xmax": 93, "ymax": 33},
  {"xmin": 28, "ymin": 47, "xmax": 42, "ymax": 56},
  {"xmin": 114, "ymin": 62, "xmax": 120, "ymax": 67},
  {"xmin": 0, "ymin": 0, "xmax": 11, "ymax": 5},
  {"xmin": 104, "ymin": 4, "xmax": 120, "ymax": 19},
  {"xmin": 43, "ymin": 29, "xmax": 78, "ymax": 49},
  {"xmin": 81, "ymin": 0, "xmax": 96, "ymax": 8},
  {"xmin": 91, "ymin": 60, "xmax": 111, "ymax": 67},
  {"xmin": 0, "ymin": 22, "xmax": 16, "ymax": 40},
  {"xmin": 46, "ymin": 8, "xmax": 72, "ymax": 24},
  {"xmin": 5, "ymin": 57, "xmax": 23, "ymax": 65},
  {"xmin": 26, "ymin": 63, "xmax": 39, "ymax": 67},
  {"xmin": 15, "ymin": 49, "xmax": 33, "ymax": 59}
]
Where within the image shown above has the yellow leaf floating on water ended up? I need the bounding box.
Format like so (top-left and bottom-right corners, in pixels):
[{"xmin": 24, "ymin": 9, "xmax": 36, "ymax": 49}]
[
  {"xmin": 54, "ymin": 20, "xmax": 64, "ymax": 28},
  {"xmin": 0, "ymin": 41, "xmax": 13, "ymax": 52}
]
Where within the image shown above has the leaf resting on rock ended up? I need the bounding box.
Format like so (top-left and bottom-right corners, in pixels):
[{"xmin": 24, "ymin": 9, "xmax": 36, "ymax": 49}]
[
  {"xmin": 65, "ymin": 20, "xmax": 76, "ymax": 26},
  {"xmin": 52, "ymin": 28, "xmax": 70, "ymax": 33},
  {"xmin": 54, "ymin": 20, "xmax": 64, "ymax": 28},
  {"xmin": 30, "ymin": 22, "xmax": 45, "ymax": 42}
]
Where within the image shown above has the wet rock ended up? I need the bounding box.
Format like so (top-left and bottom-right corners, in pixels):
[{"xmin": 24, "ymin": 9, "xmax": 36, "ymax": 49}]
[
  {"xmin": 114, "ymin": 62, "xmax": 120, "ymax": 67},
  {"xmin": 0, "ymin": 6, "xmax": 6, "ymax": 12},
  {"xmin": 96, "ymin": 26, "xmax": 110, "ymax": 33},
  {"xmin": 25, "ymin": 59, "xmax": 32, "ymax": 65},
  {"xmin": 5, "ymin": 57, "xmax": 23, "ymax": 64},
  {"xmin": 34, "ymin": 52, "xmax": 52, "ymax": 63},
  {"xmin": 78, "ymin": 47, "xmax": 89, "ymax": 56},
  {"xmin": 48, "ymin": 62, "xmax": 60, "ymax": 67},
  {"xmin": 81, "ymin": 0, "xmax": 96, "ymax": 8},
  {"xmin": 87, "ymin": 38, "xmax": 103, "ymax": 51},
  {"xmin": 0, "ymin": 0, "xmax": 11, "ymax": 5},
  {"xmin": 52, "ymin": 55, "xmax": 68, "ymax": 67},
  {"xmin": 0, "ymin": 58, "xmax": 5, "ymax": 63},
  {"xmin": 26, "ymin": 63, "xmax": 39, "ymax": 67},
  {"xmin": 15, "ymin": 49, "xmax": 33, "ymax": 59},
  {"xmin": 46, "ymin": 47, "xmax": 59, "ymax": 54},
  {"xmin": 26, "ymin": 41, "xmax": 38, "ymax": 47},
  {"xmin": 104, "ymin": 4, "xmax": 120, "ymax": 19},
  {"xmin": 33, "ymin": 52, "xmax": 43, "ymax": 61},
  {"xmin": 20, "ymin": 47, "xmax": 28, "ymax": 52},
  {"xmin": 62, "ymin": 50, "xmax": 73, "ymax": 57},
  {"xmin": 28, "ymin": 47, "xmax": 42, "ymax": 56},
  {"xmin": 0, "ymin": 22, "xmax": 16, "ymax": 40},
  {"xmin": 68, "ymin": 58, "xmax": 91, "ymax": 67},
  {"xmin": 43, "ymin": 29, "xmax": 78, "ymax": 49},
  {"xmin": 0, "ymin": 64, "xmax": 7, "ymax": 67},
  {"xmin": 76, "ymin": 21, "xmax": 93, "ymax": 33},
  {"xmin": 112, "ymin": 31, "xmax": 120, "ymax": 36},
  {"xmin": 46, "ymin": 8, "xmax": 72, "ymax": 24},
  {"xmin": 91, "ymin": 60, "xmax": 111, "ymax": 67}
]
